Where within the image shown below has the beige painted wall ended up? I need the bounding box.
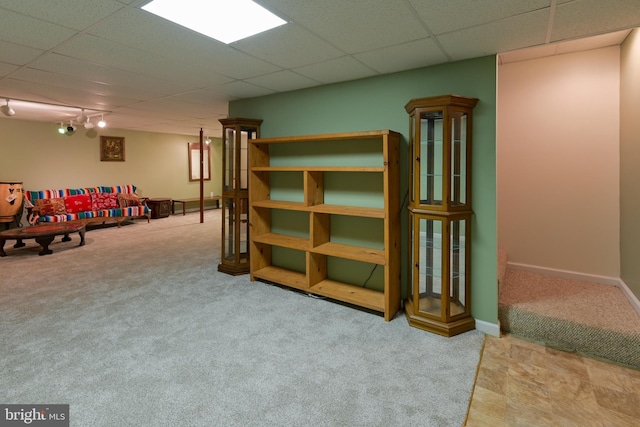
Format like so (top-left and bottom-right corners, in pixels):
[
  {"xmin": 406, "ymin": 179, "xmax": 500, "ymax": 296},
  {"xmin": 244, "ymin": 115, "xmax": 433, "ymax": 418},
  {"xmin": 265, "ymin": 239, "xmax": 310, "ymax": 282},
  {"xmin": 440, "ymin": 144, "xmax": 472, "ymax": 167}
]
[
  {"xmin": 0, "ymin": 118, "xmax": 222, "ymax": 199},
  {"xmin": 498, "ymin": 46, "xmax": 620, "ymax": 277},
  {"xmin": 620, "ymin": 29, "xmax": 640, "ymax": 296}
]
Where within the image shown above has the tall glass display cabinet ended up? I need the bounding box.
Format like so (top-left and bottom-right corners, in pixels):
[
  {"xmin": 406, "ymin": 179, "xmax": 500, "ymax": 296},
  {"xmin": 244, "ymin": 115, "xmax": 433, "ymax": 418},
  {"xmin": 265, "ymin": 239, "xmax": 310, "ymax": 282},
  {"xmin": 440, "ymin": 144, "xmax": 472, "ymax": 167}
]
[
  {"xmin": 218, "ymin": 118, "xmax": 262, "ymax": 275},
  {"xmin": 404, "ymin": 95, "xmax": 478, "ymax": 337}
]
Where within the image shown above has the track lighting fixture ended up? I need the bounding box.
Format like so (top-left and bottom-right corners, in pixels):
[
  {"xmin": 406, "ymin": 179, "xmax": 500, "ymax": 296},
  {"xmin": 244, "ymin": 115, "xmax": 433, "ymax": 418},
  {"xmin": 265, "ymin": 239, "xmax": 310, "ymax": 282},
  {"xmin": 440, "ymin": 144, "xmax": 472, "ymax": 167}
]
[
  {"xmin": 58, "ymin": 122, "xmax": 66, "ymax": 134},
  {"xmin": 77, "ymin": 108, "xmax": 87, "ymax": 123},
  {"xmin": 205, "ymin": 137, "xmax": 211, "ymax": 145},
  {"xmin": 1, "ymin": 99, "xmax": 15, "ymax": 116},
  {"xmin": 83, "ymin": 117, "xmax": 95, "ymax": 129},
  {"xmin": 66, "ymin": 121, "xmax": 76, "ymax": 133},
  {"xmin": 98, "ymin": 115, "xmax": 106, "ymax": 128}
]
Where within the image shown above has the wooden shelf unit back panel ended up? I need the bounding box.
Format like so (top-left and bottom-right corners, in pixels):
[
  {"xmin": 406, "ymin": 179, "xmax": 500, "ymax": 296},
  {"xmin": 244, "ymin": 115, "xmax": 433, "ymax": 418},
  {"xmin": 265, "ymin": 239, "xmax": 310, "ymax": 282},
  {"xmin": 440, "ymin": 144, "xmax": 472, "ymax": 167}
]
[{"xmin": 249, "ymin": 130, "xmax": 401, "ymax": 321}]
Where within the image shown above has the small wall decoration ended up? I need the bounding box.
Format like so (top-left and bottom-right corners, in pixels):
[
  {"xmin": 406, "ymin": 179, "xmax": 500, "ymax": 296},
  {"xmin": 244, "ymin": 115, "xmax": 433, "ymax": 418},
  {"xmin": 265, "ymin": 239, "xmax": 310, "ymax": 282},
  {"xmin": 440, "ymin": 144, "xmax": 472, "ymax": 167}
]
[
  {"xmin": 100, "ymin": 136, "xmax": 125, "ymax": 161},
  {"xmin": 188, "ymin": 142, "xmax": 211, "ymax": 181}
]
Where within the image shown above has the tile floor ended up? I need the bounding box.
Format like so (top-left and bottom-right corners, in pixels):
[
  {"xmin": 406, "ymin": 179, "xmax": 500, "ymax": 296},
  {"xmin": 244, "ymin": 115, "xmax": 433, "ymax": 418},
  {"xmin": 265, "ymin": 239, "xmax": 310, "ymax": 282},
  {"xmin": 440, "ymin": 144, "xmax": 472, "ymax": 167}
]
[{"xmin": 464, "ymin": 334, "xmax": 640, "ymax": 426}]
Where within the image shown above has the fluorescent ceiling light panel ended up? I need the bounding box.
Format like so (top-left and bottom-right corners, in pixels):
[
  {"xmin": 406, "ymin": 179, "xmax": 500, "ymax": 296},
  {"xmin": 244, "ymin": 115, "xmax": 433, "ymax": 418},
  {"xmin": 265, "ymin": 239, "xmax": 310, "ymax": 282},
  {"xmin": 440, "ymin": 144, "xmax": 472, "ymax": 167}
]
[{"xmin": 142, "ymin": 0, "xmax": 287, "ymax": 44}]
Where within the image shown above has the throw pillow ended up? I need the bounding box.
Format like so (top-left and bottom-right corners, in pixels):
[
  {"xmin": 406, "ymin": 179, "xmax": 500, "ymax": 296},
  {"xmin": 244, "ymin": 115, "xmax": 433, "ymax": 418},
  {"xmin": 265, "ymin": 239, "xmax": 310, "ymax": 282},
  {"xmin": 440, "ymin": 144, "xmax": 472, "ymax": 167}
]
[
  {"xmin": 36, "ymin": 197, "xmax": 66, "ymax": 215},
  {"xmin": 118, "ymin": 193, "xmax": 140, "ymax": 208},
  {"xmin": 64, "ymin": 194, "xmax": 92, "ymax": 214},
  {"xmin": 91, "ymin": 192, "xmax": 119, "ymax": 210}
]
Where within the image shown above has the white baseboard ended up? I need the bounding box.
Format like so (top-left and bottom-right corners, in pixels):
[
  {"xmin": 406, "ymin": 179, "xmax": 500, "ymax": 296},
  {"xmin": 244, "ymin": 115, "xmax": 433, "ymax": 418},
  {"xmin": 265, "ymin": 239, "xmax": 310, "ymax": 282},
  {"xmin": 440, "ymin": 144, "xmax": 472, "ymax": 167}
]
[
  {"xmin": 475, "ymin": 319, "xmax": 500, "ymax": 337},
  {"xmin": 507, "ymin": 262, "xmax": 640, "ymax": 316},
  {"xmin": 617, "ymin": 279, "xmax": 640, "ymax": 315}
]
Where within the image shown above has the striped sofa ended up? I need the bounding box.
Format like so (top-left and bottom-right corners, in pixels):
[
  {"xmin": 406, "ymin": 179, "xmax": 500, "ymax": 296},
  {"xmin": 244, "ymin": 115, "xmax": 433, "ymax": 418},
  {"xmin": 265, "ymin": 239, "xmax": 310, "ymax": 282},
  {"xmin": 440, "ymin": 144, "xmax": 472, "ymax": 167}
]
[{"xmin": 25, "ymin": 184, "xmax": 150, "ymax": 226}]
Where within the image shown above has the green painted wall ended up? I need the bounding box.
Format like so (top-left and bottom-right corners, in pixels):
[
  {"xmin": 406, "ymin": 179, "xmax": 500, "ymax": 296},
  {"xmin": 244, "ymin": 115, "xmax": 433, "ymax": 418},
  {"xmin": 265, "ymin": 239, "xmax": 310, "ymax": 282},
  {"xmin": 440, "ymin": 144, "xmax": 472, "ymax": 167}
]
[{"xmin": 230, "ymin": 56, "xmax": 498, "ymax": 326}]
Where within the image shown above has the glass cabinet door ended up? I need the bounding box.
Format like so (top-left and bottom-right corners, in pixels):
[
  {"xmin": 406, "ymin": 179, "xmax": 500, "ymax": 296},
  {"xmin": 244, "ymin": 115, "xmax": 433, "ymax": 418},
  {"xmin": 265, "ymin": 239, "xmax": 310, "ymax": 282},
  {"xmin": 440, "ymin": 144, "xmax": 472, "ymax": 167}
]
[
  {"xmin": 224, "ymin": 127, "xmax": 236, "ymax": 191},
  {"xmin": 218, "ymin": 118, "xmax": 262, "ymax": 276},
  {"xmin": 418, "ymin": 110, "xmax": 444, "ymax": 208},
  {"xmin": 450, "ymin": 109, "xmax": 470, "ymax": 209}
]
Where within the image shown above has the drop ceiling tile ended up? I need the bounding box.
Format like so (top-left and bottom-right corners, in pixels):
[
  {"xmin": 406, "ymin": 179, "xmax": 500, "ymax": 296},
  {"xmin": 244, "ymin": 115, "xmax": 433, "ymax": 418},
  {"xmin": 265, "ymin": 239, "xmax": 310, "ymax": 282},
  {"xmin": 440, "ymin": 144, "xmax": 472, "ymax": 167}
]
[
  {"xmin": 216, "ymin": 81, "xmax": 275, "ymax": 99},
  {"xmin": 438, "ymin": 9, "xmax": 548, "ymax": 60},
  {"xmin": 355, "ymin": 38, "xmax": 448, "ymax": 74},
  {"xmin": 0, "ymin": 0, "xmax": 124, "ymax": 31},
  {"xmin": 499, "ymin": 44, "xmax": 558, "ymax": 64},
  {"xmin": 0, "ymin": 8, "xmax": 77, "ymax": 50},
  {"xmin": 0, "ymin": 62, "xmax": 19, "ymax": 77},
  {"xmin": 11, "ymin": 67, "xmax": 164, "ymax": 101},
  {"xmin": 408, "ymin": 0, "xmax": 550, "ymax": 35},
  {"xmin": 120, "ymin": 99, "xmax": 228, "ymax": 120},
  {"xmin": 551, "ymin": 0, "xmax": 640, "ymax": 42},
  {"xmin": 28, "ymin": 53, "xmax": 194, "ymax": 96},
  {"xmin": 244, "ymin": 70, "xmax": 320, "ymax": 92},
  {"xmin": 88, "ymin": 7, "xmax": 282, "ymax": 79},
  {"xmin": 0, "ymin": 41, "xmax": 44, "ymax": 66},
  {"xmin": 293, "ymin": 56, "xmax": 377, "ymax": 84},
  {"xmin": 262, "ymin": 0, "xmax": 427, "ymax": 53},
  {"xmin": 53, "ymin": 34, "xmax": 233, "ymax": 87},
  {"xmin": 233, "ymin": 23, "xmax": 343, "ymax": 68},
  {"xmin": 170, "ymin": 89, "xmax": 231, "ymax": 105},
  {"xmin": 555, "ymin": 30, "xmax": 631, "ymax": 54}
]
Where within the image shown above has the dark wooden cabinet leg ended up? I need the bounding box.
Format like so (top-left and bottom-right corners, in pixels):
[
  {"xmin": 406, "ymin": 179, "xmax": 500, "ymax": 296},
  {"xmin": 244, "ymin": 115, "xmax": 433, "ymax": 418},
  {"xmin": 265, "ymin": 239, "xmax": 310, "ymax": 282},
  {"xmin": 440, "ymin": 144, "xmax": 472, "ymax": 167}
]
[
  {"xmin": 61, "ymin": 233, "xmax": 71, "ymax": 242},
  {"xmin": 78, "ymin": 229, "xmax": 86, "ymax": 246},
  {"xmin": 0, "ymin": 238, "xmax": 6, "ymax": 257},
  {"xmin": 13, "ymin": 239, "xmax": 25, "ymax": 248}
]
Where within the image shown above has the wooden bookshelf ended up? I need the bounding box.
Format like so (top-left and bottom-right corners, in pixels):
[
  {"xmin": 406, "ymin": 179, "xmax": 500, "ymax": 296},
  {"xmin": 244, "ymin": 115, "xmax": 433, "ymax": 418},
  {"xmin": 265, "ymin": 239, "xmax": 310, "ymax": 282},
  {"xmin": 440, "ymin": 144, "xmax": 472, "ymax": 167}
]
[{"xmin": 248, "ymin": 130, "xmax": 401, "ymax": 321}]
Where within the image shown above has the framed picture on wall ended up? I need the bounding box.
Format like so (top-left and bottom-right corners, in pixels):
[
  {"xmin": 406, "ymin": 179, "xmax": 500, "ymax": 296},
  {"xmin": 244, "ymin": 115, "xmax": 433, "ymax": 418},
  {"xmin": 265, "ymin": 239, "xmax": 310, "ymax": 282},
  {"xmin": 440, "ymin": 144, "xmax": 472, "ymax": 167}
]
[
  {"xmin": 188, "ymin": 142, "xmax": 211, "ymax": 181},
  {"xmin": 100, "ymin": 136, "xmax": 125, "ymax": 161}
]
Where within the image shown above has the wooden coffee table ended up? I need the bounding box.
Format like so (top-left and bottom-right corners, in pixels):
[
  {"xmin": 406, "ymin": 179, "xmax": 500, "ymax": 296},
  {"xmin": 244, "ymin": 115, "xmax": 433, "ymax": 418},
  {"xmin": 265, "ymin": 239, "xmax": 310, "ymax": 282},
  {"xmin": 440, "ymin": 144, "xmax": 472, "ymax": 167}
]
[{"xmin": 0, "ymin": 222, "xmax": 86, "ymax": 257}]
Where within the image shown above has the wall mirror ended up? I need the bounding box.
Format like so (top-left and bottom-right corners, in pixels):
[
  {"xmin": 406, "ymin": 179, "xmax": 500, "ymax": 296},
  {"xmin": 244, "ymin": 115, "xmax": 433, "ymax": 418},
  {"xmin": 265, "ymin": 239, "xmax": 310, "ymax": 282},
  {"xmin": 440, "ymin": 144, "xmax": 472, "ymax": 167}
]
[{"xmin": 188, "ymin": 142, "xmax": 211, "ymax": 181}]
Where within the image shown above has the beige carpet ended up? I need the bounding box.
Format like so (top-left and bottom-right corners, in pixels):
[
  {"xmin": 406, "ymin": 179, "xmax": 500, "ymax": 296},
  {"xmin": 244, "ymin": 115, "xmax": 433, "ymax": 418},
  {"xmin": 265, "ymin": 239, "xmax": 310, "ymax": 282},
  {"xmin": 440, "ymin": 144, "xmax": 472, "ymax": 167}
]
[{"xmin": 499, "ymin": 268, "xmax": 640, "ymax": 369}]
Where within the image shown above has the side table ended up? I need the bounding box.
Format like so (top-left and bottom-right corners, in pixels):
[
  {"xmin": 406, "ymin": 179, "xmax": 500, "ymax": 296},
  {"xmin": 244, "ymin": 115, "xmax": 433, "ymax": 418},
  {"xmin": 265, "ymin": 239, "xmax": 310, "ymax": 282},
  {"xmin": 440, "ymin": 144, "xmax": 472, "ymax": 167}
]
[{"xmin": 146, "ymin": 198, "xmax": 171, "ymax": 219}]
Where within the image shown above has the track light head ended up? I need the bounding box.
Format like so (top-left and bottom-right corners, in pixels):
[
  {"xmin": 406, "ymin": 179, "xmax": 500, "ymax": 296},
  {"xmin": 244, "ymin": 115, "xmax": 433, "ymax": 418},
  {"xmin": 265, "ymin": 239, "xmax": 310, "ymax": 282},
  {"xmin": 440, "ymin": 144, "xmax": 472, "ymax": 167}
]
[
  {"xmin": 84, "ymin": 118, "xmax": 95, "ymax": 129},
  {"xmin": 66, "ymin": 121, "xmax": 76, "ymax": 133},
  {"xmin": 98, "ymin": 115, "xmax": 106, "ymax": 128},
  {"xmin": 1, "ymin": 99, "xmax": 15, "ymax": 116},
  {"xmin": 58, "ymin": 122, "xmax": 66, "ymax": 134}
]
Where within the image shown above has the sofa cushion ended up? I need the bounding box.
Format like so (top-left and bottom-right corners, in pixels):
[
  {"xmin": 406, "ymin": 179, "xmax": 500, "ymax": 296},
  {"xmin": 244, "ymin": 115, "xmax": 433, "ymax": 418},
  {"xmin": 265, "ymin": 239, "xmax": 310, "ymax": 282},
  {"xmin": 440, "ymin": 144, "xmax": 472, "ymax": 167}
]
[
  {"xmin": 64, "ymin": 194, "xmax": 93, "ymax": 213},
  {"xmin": 91, "ymin": 192, "xmax": 119, "ymax": 210},
  {"xmin": 118, "ymin": 193, "xmax": 140, "ymax": 208},
  {"xmin": 36, "ymin": 197, "xmax": 66, "ymax": 215}
]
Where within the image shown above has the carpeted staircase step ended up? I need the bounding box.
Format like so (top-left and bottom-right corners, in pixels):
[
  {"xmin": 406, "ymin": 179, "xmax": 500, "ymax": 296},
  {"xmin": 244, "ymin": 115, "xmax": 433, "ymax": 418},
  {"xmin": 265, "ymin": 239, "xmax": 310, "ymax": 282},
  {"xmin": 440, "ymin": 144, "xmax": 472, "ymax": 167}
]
[{"xmin": 499, "ymin": 268, "xmax": 640, "ymax": 369}]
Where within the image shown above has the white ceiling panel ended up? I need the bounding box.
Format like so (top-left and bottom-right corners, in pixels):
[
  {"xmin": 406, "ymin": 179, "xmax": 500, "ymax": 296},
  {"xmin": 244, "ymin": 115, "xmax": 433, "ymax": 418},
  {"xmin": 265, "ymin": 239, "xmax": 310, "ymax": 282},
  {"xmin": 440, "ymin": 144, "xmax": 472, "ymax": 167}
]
[
  {"xmin": 10, "ymin": 67, "xmax": 168, "ymax": 102},
  {"xmin": 293, "ymin": 56, "xmax": 377, "ymax": 85},
  {"xmin": 355, "ymin": 38, "xmax": 448, "ymax": 74},
  {"xmin": 232, "ymin": 23, "xmax": 344, "ymax": 69},
  {"xmin": 439, "ymin": 9, "xmax": 549, "ymax": 60},
  {"xmin": 215, "ymin": 81, "xmax": 275, "ymax": 99},
  {"xmin": 245, "ymin": 70, "xmax": 320, "ymax": 92},
  {"xmin": 409, "ymin": 0, "xmax": 550, "ymax": 35},
  {"xmin": 0, "ymin": 63, "xmax": 19, "ymax": 78},
  {"xmin": 0, "ymin": 1, "xmax": 638, "ymax": 136},
  {"xmin": 0, "ymin": 0, "xmax": 125, "ymax": 31},
  {"xmin": 0, "ymin": 9, "xmax": 76, "ymax": 50},
  {"xmin": 499, "ymin": 30, "xmax": 631, "ymax": 64},
  {"xmin": 262, "ymin": 0, "xmax": 427, "ymax": 53},
  {"xmin": 88, "ymin": 7, "xmax": 283, "ymax": 79},
  {"xmin": 27, "ymin": 53, "xmax": 194, "ymax": 96},
  {"xmin": 551, "ymin": 0, "xmax": 640, "ymax": 42},
  {"xmin": 0, "ymin": 41, "xmax": 44, "ymax": 66},
  {"xmin": 52, "ymin": 34, "xmax": 232, "ymax": 87}
]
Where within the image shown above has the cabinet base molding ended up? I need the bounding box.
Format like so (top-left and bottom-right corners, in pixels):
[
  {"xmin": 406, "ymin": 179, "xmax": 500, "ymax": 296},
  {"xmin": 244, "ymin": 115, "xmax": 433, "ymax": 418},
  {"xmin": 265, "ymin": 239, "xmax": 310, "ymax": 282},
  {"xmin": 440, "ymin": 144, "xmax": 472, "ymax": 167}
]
[{"xmin": 405, "ymin": 300, "xmax": 476, "ymax": 337}]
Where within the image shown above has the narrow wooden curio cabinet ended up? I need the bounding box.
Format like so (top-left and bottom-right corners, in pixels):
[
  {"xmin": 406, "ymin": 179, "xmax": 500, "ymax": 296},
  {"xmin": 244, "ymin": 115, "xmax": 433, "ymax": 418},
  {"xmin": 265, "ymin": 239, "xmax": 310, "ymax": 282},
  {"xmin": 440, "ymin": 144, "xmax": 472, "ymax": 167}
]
[
  {"xmin": 404, "ymin": 95, "xmax": 478, "ymax": 337},
  {"xmin": 218, "ymin": 118, "xmax": 262, "ymax": 275}
]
